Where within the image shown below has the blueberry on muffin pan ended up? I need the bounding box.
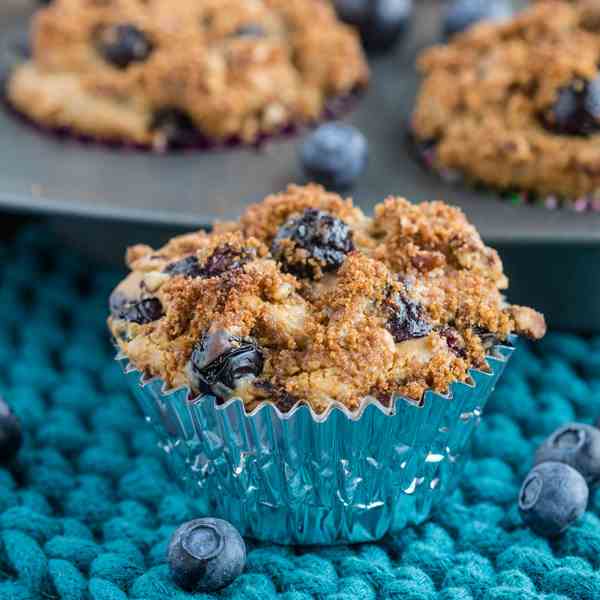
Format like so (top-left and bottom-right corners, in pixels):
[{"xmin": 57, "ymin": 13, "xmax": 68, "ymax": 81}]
[
  {"xmin": 109, "ymin": 184, "xmax": 546, "ymax": 415},
  {"xmin": 442, "ymin": 0, "xmax": 512, "ymax": 39},
  {"xmin": 412, "ymin": 2, "xmax": 600, "ymax": 202},
  {"xmin": 333, "ymin": 0, "xmax": 414, "ymax": 53},
  {"xmin": 7, "ymin": 0, "xmax": 369, "ymax": 148}
]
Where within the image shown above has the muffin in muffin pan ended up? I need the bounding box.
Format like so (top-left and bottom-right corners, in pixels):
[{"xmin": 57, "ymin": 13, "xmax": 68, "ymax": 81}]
[
  {"xmin": 6, "ymin": 0, "xmax": 369, "ymax": 148},
  {"xmin": 109, "ymin": 184, "xmax": 545, "ymax": 416},
  {"xmin": 412, "ymin": 2, "xmax": 600, "ymax": 201}
]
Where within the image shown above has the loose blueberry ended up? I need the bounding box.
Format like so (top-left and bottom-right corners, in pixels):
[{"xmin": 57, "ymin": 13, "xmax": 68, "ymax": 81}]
[
  {"xmin": 98, "ymin": 24, "xmax": 153, "ymax": 69},
  {"xmin": 271, "ymin": 208, "xmax": 354, "ymax": 279},
  {"xmin": 109, "ymin": 292, "xmax": 164, "ymax": 325},
  {"xmin": 0, "ymin": 398, "xmax": 22, "ymax": 463},
  {"xmin": 443, "ymin": 0, "xmax": 512, "ymax": 38},
  {"xmin": 189, "ymin": 331, "xmax": 264, "ymax": 397},
  {"xmin": 168, "ymin": 518, "xmax": 246, "ymax": 592},
  {"xmin": 333, "ymin": 0, "xmax": 413, "ymax": 53},
  {"xmin": 519, "ymin": 462, "xmax": 588, "ymax": 537},
  {"xmin": 386, "ymin": 293, "xmax": 431, "ymax": 343},
  {"xmin": 300, "ymin": 123, "xmax": 368, "ymax": 190},
  {"xmin": 150, "ymin": 109, "xmax": 199, "ymax": 148},
  {"xmin": 542, "ymin": 76, "xmax": 600, "ymax": 136},
  {"xmin": 534, "ymin": 423, "xmax": 600, "ymax": 486}
]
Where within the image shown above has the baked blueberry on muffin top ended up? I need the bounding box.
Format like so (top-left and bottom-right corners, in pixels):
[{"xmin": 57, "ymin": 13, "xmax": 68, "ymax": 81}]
[
  {"xmin": 7, "ymin": 0, "xmax": 368, "ymax": 148},
  {"xmin": 109, "ymin": 184, "xmax": 546, "ymax": 414},
  {"xmin": 413, "ymin": 2, "xmax": 600, "ymax": 199}
]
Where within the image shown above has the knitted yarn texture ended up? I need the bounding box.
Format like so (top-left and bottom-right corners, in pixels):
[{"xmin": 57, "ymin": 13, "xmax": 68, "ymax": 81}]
[{"xmin": 0, "ymin": 226, "xmax": 599, "ymax": 600}]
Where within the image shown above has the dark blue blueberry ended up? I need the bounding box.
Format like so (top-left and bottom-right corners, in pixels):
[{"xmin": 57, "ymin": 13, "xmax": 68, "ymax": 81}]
[
  {"xmin": 386, "ymin": 293, "xmax": 431, "ymax": 343},
  {"xmin": 333, "ymin": 0, "xmax": 413, "ymax": 53},
  {"xmin": 443, "ymin": 0, "xmax": 512, "ymax": 38},
  {"xmin": 164, "ymin": 247, "xmax": 254, "ymax": 279},
  {"xmin": 189, "ymin": 331, "xmax": 264, "ymax": 397},
  {"xmin": 109, "ymin": 291, "xmax": 164, "ymax": 325},
  {"xmin": 542, "ymin": 76, "xmax": 600, "ymax": 136},
  {"xmin": 164, "ymin": 256, "xmax": 204, "ymax": 278},
  {"xmin": 234, "ymin": 24, "xmax": 266, "ymax": 38},
  {"xmin": 519, "ymin": 462, "xmax": 589, "ymax": 537},
  {"xmin": 441, "ymin": 327, "xmax": 466, "ymax": 357},
  {"xmin": 98, "ymin": 24, "xmax": 153, "ymax": 69},
  {"xmin": 0, "ymin": 398, "xmax": 22, "ymax": 463},
  {"xmin": 535, "ymin": 423, "xmax": 600, "ymax": 486},
  {"xmin": 271, "ymin": 208, "xmax": 354, "ymax": 279},
  {"xmin": 300, "ymin": 123, "xmax": 368, "ymax": 190},
  {"xmin": 254, "ymin": 380, "xmax": 299, "ymax": 413},
  {"xmin": 168, "ymin": 518, "xmax": 246, "ymax": 592},
  {"xmin": 202, "ymin": 246, "xmax": 254, "ymax": 278},
  {"xmin": 150, "ymin": 109, "xmax": 199, "ymax": 148}
]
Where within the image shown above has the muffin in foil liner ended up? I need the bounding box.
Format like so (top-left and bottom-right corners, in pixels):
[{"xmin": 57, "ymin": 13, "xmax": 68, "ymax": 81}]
[{"xmin": 118, "ymin": 340, "xmax": 515, "ymax": 545}]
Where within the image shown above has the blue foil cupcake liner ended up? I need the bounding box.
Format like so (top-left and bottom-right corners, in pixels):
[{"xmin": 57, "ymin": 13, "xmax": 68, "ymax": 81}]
[{"xmin": 119, "ymin": 340, "xmax": 514, "ymax": 545}]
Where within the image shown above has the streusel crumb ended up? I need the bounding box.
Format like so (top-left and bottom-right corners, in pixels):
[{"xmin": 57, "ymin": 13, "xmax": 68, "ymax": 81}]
[
  {"xmin": 108, "ymin": 184, "xmax": 546, "ymax": 414},
  {"xmin": 7, "ymin": 0, "xmax": 368, "ymax": 147},
  {"xmin": 413, "ymin": 2, "xmax": 600, "ymax": 198}
]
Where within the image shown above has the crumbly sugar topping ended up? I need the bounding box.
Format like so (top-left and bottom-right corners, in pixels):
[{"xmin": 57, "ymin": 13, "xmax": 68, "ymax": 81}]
[
  {"xmin": 8, "ymin": 0, "xmax": 368, "ymax": 146},
  {"xmin": 109, "ymin": 184, "xmax": 546, "ymax": 414},
  {"xmin": 413, "ymin": 1, "xmax": 600, "ymax": 198}
]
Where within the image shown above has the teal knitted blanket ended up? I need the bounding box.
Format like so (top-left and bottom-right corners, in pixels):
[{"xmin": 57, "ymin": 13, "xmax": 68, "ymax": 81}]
[{"xmin": 0, "ymin": 225, "xmax": 599, "ymax": 600}]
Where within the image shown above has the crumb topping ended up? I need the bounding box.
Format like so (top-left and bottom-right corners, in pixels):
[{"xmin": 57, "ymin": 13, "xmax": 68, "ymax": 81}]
[
  {"xmin": 109, "ymin": 184, "xmax": 546, "ymax": 414},
  {"xmin": 8, "ymin": 0, "xmax": 368, "ymax": 146},
  {"xmin": 413, "ymin": 1, "xmax": 600, "ymax": 198}
]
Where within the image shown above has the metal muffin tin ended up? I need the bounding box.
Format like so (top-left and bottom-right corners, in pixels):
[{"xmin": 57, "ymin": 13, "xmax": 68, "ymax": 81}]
[{"xmin": 0, "ymin": 1, "xmax": 598, "ymax": 331}]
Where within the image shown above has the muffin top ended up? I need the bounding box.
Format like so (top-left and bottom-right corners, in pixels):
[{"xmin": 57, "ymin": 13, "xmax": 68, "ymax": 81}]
[
  {"xmin": 108, "ymin": 184, "xmax": 546, "ymax": 415},
  {"xmin": 8, "ymin": 0, "xmax": 368, "ymax": 146},
  {"xmin": 412, "ymin": 2, "xmax": 600, "ymax": 198}
]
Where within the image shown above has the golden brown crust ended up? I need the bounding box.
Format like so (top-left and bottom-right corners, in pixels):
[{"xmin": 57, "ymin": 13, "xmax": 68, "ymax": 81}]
[
  {"xmin": 108, "ymin": 184, "xmax": 546, "ymax": 414},
  {"xmin": 413, "ymin": 2, "xmax": 600, "ymax": 198},
  {"xmin": 8, "ymin": 0, "xmax": 368, "ymax": 146}
]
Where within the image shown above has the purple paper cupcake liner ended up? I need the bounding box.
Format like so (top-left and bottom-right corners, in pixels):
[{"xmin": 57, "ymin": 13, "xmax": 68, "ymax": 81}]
[
  {"xmin": 0, "ymin": 48, "xmax": 364, "ymax": 154},
  {"xmin": 409, "ymin": 125, "xmax": 600, "ymax": 214}
]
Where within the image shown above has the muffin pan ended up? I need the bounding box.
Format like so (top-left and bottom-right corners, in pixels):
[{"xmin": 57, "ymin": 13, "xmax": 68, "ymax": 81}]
[{"xmin": 0, "ymin": 0, "xmax": 599, "ymax": 331}]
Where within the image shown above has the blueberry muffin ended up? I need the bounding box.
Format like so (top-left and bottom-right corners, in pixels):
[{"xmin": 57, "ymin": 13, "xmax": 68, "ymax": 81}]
[
  {"xmin": 7, "ymin": 0, "xmax": 369, "ymax": 148},
  {"xmin": 412, "ymin": 2, "xmax": 600, "ymax": 199},
  {"xmin": 108, "ymin": 184, "xmax": 545, "ymax": 415}
]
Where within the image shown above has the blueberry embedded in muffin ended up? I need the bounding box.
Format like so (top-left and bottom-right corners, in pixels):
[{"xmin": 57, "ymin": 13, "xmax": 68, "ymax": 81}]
[
  {"xmin": 412, "ymin": 2, "xmax": 600, "ymax": 199},
  {"xmin": 96, "ymin": 24, "xmax": 154, "ymax": 70},
  {"xmin": 188, "ymin": 331, "xmax": 265, "ymax": 402},
  {"xmin": 108, "ymin": 184, "xmax": 546, "ymax": 415},
  {"xmin": 7, "ymin": 0, "xmax": 369, "ymax": 148},
  {"xmin": 541, "ymin": 76, "xmax": 600, "ymax": 136},
  {"xmin": 271, "ymin": 208, "xmax": 355, "ymax": 279}
]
